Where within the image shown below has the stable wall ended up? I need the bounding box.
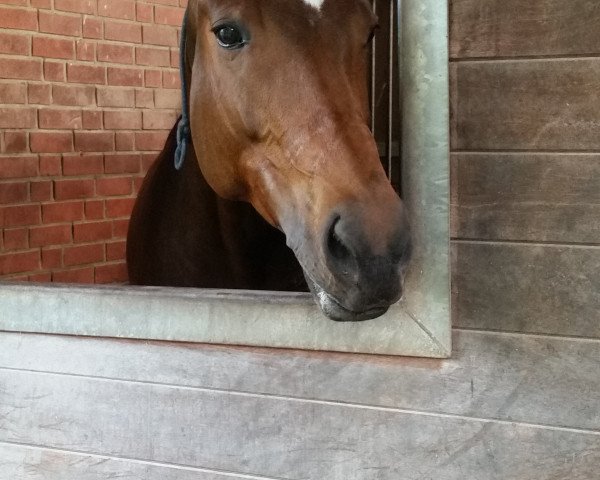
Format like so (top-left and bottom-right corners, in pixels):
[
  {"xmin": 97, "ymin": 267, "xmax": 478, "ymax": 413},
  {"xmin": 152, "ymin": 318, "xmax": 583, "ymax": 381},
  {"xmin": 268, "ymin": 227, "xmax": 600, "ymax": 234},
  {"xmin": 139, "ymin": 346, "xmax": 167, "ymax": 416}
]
[
  {"xmin": 0, "ymin": 0, "xmax": 185, "ymax": 282},
  {"xmin": 450, "ymin": 0, "xmax": 600, "ymax": 339}
]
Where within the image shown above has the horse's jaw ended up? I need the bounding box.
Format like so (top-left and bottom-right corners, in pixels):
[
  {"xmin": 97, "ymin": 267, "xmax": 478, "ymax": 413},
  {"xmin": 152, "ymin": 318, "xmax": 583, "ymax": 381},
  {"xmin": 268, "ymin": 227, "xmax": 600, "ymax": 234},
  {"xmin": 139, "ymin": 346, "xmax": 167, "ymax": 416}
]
[{"xmin": 302, "ymin": 271, "xmax": 390, "ymax": 322}]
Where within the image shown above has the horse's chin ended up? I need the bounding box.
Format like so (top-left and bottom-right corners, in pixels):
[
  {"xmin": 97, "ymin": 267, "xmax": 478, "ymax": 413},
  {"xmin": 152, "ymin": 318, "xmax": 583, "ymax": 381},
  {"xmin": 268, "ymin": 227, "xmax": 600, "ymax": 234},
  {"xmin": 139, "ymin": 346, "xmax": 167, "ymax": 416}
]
[{"xmin": 303, "ymin": 273, "xmax": 389, "ymax": 322}]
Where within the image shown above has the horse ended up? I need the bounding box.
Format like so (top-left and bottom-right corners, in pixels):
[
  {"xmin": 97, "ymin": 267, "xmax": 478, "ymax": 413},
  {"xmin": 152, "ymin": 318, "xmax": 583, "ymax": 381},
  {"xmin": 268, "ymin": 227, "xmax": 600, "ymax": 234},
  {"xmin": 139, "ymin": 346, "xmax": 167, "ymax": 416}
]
[{"xmin": 127, "ymin": 0, "xmax": 412, "ymax": 322}]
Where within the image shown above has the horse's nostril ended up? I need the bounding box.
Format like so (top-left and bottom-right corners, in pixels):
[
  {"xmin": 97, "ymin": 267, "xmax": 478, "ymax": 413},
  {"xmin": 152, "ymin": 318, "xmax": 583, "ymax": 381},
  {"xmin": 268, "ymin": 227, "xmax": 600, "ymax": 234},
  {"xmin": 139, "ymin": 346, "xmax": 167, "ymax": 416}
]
[{"xmin": 327, "ymin": 216, "xmax": 352, "ymax": 262}]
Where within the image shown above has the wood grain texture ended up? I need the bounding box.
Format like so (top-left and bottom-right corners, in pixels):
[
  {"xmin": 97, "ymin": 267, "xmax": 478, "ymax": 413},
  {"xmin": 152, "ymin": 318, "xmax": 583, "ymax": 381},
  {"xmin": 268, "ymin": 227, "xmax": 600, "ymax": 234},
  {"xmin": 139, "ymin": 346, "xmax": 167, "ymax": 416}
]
[
  {"xmin": 453, "ymin": 242, "xmax": 600, "ymax": 337},
  {"xmin": 451, "ymin": 153, "xmax": 600, "ymax": 243},
  {"xmin": 0, "ymin": 444, "xmax": 250, "ymax": 480},
  {"xmin": 450, "ymin": 0, "xmax": 600, "ymax": 58},
  {"xmin": 0, "ymin": 331, "xmax": 599, "ymax": 432},
  {"xmin": 0, "ymin": 367, "xmax": 599, "ymax": 480},
  {"xmin": 450, "ymin": 58, "xmax": 600, "ymax": 151}
]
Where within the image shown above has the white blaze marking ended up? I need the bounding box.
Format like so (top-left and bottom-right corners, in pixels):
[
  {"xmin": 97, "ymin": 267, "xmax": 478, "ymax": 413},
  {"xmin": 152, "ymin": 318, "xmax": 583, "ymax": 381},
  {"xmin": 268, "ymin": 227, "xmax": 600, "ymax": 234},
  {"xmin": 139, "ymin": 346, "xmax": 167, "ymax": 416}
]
[{"xmin": 302, "ymin": 0, "xmax": 326, "ymax": 10}]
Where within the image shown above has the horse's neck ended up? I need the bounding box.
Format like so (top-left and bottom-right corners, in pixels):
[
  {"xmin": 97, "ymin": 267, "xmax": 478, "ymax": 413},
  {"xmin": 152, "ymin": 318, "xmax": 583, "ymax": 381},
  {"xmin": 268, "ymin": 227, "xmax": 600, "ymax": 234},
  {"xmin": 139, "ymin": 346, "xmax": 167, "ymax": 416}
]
[{"xmin": 180, "ymin": 147, "xmax": 305, "ymax": 291}]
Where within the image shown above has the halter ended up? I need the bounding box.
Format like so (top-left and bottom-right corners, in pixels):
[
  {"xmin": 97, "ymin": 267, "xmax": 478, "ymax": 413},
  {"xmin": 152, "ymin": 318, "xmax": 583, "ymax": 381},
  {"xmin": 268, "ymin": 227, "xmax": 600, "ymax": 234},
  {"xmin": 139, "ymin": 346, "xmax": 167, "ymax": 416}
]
[{"xmin": 174, "ymin": 8, "xmax": 191, "ymax": 171}]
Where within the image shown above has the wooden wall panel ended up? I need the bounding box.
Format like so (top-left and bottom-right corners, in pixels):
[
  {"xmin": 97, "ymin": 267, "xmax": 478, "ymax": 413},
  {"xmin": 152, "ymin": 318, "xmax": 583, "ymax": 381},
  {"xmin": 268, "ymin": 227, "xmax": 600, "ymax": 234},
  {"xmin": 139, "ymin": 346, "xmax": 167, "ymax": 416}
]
[
  {"xmin": 450, "ymin": 0, "xmax": 600, "ymax": 58},
  {"xmin": 451, "ymin": 153, "xmax": 600, "ymax": 243},
  {"xmin": 451, "ymin": 58, "xmax": 600, "ymax": 151},
  {"xmin": 1, "ymin": 331, "xmax": 599, "ymax": 432},
  {"xmin": 451, "ymin": 0, "xmax": 600, "ymax": 337},
  {"xmin": 1, "ymin": 367, "xmax": 600, "ymax": 480},
  {"xmin": 452, "ymin": 242, "xmax": 600, "ymax": 337},
  {"xmin": 0, "ymin": 444, "xmax": 234, "ymax": 480}
]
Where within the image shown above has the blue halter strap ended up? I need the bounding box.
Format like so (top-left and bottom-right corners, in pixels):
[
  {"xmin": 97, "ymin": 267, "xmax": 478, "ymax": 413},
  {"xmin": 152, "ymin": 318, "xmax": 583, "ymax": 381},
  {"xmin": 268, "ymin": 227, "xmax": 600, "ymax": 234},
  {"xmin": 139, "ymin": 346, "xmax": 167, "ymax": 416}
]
[{"xmin": 174, "ymin": 8, "xmax": 191, "ymax": 171}]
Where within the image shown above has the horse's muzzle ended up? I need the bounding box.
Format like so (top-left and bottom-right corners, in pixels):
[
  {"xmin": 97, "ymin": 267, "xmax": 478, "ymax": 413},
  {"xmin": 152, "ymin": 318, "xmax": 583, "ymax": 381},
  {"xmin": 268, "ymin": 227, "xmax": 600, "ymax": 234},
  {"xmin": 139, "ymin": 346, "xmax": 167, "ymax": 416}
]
[{"xmin": 303, "ymin": 201, "xmax": 411, "ymax": 322}]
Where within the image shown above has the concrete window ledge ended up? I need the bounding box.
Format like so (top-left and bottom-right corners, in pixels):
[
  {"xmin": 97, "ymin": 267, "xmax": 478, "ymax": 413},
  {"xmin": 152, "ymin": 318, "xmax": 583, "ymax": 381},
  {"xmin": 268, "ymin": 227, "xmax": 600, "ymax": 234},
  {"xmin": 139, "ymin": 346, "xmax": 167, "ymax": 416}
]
[{"xmin": 0, "ymin": 283, "xmax": 449, "ymax": 357}]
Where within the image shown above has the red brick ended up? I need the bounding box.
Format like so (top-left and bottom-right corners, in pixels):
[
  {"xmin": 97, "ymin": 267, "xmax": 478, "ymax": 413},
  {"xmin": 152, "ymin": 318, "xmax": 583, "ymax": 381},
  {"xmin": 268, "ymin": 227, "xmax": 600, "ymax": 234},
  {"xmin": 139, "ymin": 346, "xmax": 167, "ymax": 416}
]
[
  {"xmin": 82, "ymin": 110, "xmax": 103, "ymax": 129},
  {"xmin": 39, "ymin": 108, "xmax": 83, "ymax": 130},
  {"xmin": 133, "ymin": 176, "xmax": 144, "ymax": 193},
  {"xmin": 106, "ymin": 240, "xmax": 126, "ymax": 261},
  {"xmin": 54, "ymin": 0, "xmax": 96, "ymax": 15},
  {"xmin": 53, "ymin": 84, "xmax": 96, "ymax": 106},
  {"xmin": 85, "ymin": 199, "xmax": 104, "ymax": 219},
  {"xmin": 42, "ymin": 247, "xmax": 62, "ymax": 269},
  {"xmin": 154, "ymin": 89, "xmax": 180, "ymax": 109},
  {"xmin": 31, "ymin": 0, "xmax": 52, "ymax": 8},
  {"xmin": 112, "ymin": 218, "xmax": 129, "ymax": 237},
  {"xmin": 104, "ymin": 110, "xmax": 142, "ymax": 130},
  {"xmin": 63, "ymin": 154, "xmax": 104, "ymax": 176},
  {"xmin": 0, "ymin": 31, "xmax": 30, "ymax": 55},
  {"xmin": 0, "ymin": 182, "xmax": 28, "ymax": 204},
  {"xmin": 104, "ymin": 20, "xmax": 141, "ymax": 43},
  {"xmin": 0, "ymin": 57, "xmax": 42, "ymax": 80},
  {"xmin": 39, "ymin": 155, "xmax": 62, "ymax": 176},
  {"xmin": 3, "ymin": 228, "xmax": 29, "ymax": 251},
  {"xmin": 143, "ymin": 110, "xmax": 177, "ymax": 130},
  {"xmin": 63, "ymin": 243, "xmax": 104, "ymax": 266},
  {"xmin": 154, "ymin": 5, "xmax": 184, "ymax": 26},
  {"xmin": 2, "ymin": 131, "xmax": 28, "ymax": 153},
  {"xmin": 54, "ymin": 178, "xmax": 95, "ymax": 200},
  {"xmin": 44, "ymin": 61, "xmax": 66, "ymax": 82},
  {"xmin": 0, "ymin": 83, "xmax": 26, "ymax": 104},
  {"xmin": 170, "ymin": 48, "xmax": 178, "ymax": 68},
  {"xmin": 42, "ymin": 201, "xmax": 84, "ymax": 223},
  {"xmin": 30, "ymin": 132, "xmax": 73, "ymax": 153},
  {"xmin": 115, "ymin": 132, "xmax": 135, "ymax": 151},
  {"xmin": 39, "ymin": 11, "xmax": 82, "ymax": 37},
  {"xmin": 0, "ymin": 107, "xmax": 36, "ymax": 129},
  {"xmin": 0, "ymin": 156, "xmax": 38, "ymax": 179},
  {"xmin": 31, "ymin": 181, "xmax": 53, "ymax": 202},
  {"xmin": 74, "ymin": 220, "xmax": 112, "ymax": 242},
  {"xmin": 97, "ymin": 43, "xmax": 134, "ymax": 64},
  {"xmin": 96, "ymin": 176, "xmax": 132, "ymax": 196},
  {"xmin": 82, "ymin": 16, "xmax": 102, "ymax": 39},
  {"xmin": 97, "ymin": 87, "xmax": 135, "ymax": 107},
  {"xmin": 107, "ymin": 67, "xmax": 144, "ymax": 87},
  {"xmin": 145, "ymin": 69, "xmax": 162, "ymax": 87},
  {"xmin": 105, "ymin": 197, "xmax": 135, "ymax": 218},
  {"xmin": 95, "ymin": 262, "xmax": 127, "ymax": 283},
  {"xmin": 0, "ymin": 204, "xmax": 40, "ymax": 228},
  {"xmin": 143, "ymin": 24, "xmax": 178, "ymax": 47},
  {"xmin": 98, "ymin": 0, "xmax": 135, "ymax": 20},
  {"xmin": 74, "ymin": 131, "xmax": 115, "ymax": 152},
  {"xmin": 142, "ymin": 153, "xmax": 158, "ymax": 173},
  {"xmin": 29, "ymin": 272, "xmax": 52, "ymax": 282},
  {"xmin": 104, "ymin": 154, "xmax": 140, "ymax": 174},
  {"xmin": 30, "ymin": 224, "xmax": 72, "ymax": 247},
  {"xmin": 76, "ymin": 40, "xmax": 96, "ymax": 61},
  {"xmin": 0, "ymin": 251, "xmax": 40, "ymax": 275},
  {"xmin": 136, "ymin": 46, "xmax": 170, "ymax": 67},
  {"xmin": 32, "ymin": 37, "xmax": 75, "ymax": 60},
  {"xmin": 28, "ymin": 83, "xmax": 52, "ymax": 104},
  {"xmin": 136, "ymin": 3, "xmax": 153, "ymax": 23},
  {"xmin": 135, "ymin": 88, "xmax": 154, "ymax": 108},
  {"xmin": 53, "ymin": 266, "xmax": 94, "ymax": 283},
  {"xmin": 135, "ymin": 131, "xmax": 169, "ymax": 151},
  {"xmin": 67, "ymin": 63, "xmax": 106, "ymax": 84},
  {"xmin": 0, "ymin": 6, "xmax": 38, "ymax": 31},
  {"xmin": 162, "ymin": 70, "xmax": 180, "ymax": 89}
]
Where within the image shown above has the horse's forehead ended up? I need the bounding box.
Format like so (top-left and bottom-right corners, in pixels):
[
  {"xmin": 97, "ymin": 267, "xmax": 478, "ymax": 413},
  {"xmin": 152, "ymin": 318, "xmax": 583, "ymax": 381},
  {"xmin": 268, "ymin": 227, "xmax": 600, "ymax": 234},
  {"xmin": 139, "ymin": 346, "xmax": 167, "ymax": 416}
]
[
  {"xmin": 197, "ymin": 0, "xmax": 373, "ymax": 19},
  {"xmin": 302, "ymin": 0, "xmax": 326, "ymax": 10}
]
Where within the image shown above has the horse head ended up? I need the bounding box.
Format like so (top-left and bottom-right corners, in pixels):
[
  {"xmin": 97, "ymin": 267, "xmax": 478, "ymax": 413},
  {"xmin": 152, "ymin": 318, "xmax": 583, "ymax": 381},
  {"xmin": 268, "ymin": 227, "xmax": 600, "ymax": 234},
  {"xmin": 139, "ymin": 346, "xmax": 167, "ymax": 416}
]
[{"xmin": 181, "ymin": 0, "xmax": 411, "ymax": 321}]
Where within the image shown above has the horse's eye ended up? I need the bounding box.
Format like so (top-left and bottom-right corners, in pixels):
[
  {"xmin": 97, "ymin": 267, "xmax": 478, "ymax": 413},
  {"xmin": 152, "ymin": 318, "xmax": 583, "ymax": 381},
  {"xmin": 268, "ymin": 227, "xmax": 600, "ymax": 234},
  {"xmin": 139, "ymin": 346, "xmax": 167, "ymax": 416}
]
[{"xmin": 213, "ymin": 24, "xmax": 247, "ymax": 50}]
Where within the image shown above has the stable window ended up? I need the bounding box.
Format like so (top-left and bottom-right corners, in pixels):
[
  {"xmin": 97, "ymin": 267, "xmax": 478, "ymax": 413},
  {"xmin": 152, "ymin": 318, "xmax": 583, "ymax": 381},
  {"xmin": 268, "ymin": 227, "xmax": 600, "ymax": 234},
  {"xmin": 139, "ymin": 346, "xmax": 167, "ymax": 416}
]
[{"xmin": 0, "ymin": 0, "xmax": 449, "ymax": 358}]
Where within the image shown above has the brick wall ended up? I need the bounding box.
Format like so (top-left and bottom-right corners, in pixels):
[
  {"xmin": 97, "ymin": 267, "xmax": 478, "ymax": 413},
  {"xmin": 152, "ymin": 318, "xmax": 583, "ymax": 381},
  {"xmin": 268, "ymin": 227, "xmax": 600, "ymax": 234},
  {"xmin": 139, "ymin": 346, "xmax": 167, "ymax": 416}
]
[{"xmin": 0, "ymin": 0, "xmax": 186, "ymax": 283}]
